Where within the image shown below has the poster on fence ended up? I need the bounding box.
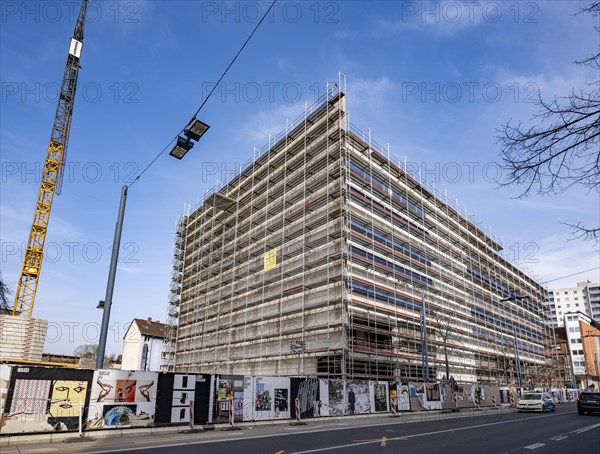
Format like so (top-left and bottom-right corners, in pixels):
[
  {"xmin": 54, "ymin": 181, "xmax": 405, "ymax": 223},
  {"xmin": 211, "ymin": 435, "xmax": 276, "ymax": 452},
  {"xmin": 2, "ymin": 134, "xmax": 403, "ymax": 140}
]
[
  {"xmin": 370, "ymin": 381, "xmax": 389, "ymax": 413},
  {"xmin": 398, "ymin": 383, "xmax": 410, "ymax": 411},
  {"xmin": 155, "ymin": 373, "xmax": 196, "ymax": 425},
  {"xmin": 1, "ymin": 366, "xmax": 93, "ymax": 434},
  {"xmin": 87, "ymin": 369, "xmax": 157, "ymax": 429},
  {"xmin": 414, "ymin": 382, "xmax": 443, "ymax": 410},
  {"xmin": 215, "ymin": 374, "xmax": 244, "ymax": 423},
  {"xmin": 319, "ymin": 379, "xmax": 346, "ymax": 416},
  {"xmin": 290, "ymin": 377, "xmax": 320, "ymax": 419},
  {"xmin": 347, "ymin": 380, "xmax": 371, "ymax": 414},
  {"xmin": 243, "ymin": 376, "xmax": 290, "ymax": 421},
  {"xmin": 0, "ymin": 365, "xmax": 12, "ymax": 416}
]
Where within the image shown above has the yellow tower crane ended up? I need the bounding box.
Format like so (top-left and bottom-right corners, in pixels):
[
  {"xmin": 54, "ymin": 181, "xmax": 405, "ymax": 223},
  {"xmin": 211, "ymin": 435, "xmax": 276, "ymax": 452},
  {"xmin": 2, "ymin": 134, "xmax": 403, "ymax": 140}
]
[{"xmin": 12, "ymin": 0, "xmax": 89, "ymax": 317}]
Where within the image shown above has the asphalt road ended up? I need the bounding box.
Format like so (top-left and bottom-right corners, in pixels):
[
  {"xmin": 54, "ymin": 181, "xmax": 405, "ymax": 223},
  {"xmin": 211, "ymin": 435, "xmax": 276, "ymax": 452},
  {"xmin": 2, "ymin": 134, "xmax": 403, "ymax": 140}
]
[{"xmin": 3, "ymin": 405, "xmax": 599, "ymax": 454}]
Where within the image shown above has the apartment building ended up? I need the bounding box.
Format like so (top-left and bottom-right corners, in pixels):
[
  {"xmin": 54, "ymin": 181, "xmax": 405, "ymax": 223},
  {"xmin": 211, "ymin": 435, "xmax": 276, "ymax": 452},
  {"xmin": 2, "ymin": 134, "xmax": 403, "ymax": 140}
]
[
  {"xmin": 546, "ymin": 281, "xmax": 600, "ymax": 327},
  {"xmin": 165, "ymin": 87, "xmax": 552, "ymax": 386}
]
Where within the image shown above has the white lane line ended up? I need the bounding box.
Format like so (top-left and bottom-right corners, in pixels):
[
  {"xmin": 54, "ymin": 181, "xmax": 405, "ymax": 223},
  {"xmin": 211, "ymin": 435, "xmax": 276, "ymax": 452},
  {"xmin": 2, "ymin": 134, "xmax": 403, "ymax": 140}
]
[
  {"xmin": 21, "ymin": 450, "xmax": 59, "ymax": 454},
  {"xmin": 574, "ymin": 423, "xmax": 600, "ymax": 434},
  {"xmin": 79, "ymin": 411, "xmax": 573, "ymax": 454},
  {"xmin": 550, "ymin": 435, "xmax": 567, "ymax": 441},
  {"xmin": 290, "ymin": 418, "xmax": 526, "ymax": 454},
  {"xmin": 524, "ymin": 443, "xmax": 545, "ymax": 449}
]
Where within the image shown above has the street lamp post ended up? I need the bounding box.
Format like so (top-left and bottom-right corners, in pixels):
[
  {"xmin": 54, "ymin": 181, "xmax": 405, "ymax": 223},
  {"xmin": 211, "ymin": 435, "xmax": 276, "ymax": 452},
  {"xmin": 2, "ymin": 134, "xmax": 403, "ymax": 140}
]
[
  {"xmin": 95, "ymin": 118, "xmax": 209, "ymax": 370},
  {"xmin": 420, "ymin": 290, "xmax": 430, "ymax": 383},
  {"xmin": 501, "ymin": 292, "xmax": 528, "ymax": 395},
  {"xmin": 96, "ymin": 184, "xmax": 128, "ymax": 369}
]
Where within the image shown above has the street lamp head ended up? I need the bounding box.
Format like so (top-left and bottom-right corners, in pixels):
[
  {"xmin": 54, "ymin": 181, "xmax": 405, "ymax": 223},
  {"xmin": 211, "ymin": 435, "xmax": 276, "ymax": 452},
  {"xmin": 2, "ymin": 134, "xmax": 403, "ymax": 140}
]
[
  {"xmin": 169, "ymin": 136, "xmax": 195, "ymax": 160},
  {"xmin": 169, "ymin": 118, "xmax": 210, "ymax": 159},
  {"xmin": 183, "ymin": 118, "xmax": 210, "ymax": 142}
]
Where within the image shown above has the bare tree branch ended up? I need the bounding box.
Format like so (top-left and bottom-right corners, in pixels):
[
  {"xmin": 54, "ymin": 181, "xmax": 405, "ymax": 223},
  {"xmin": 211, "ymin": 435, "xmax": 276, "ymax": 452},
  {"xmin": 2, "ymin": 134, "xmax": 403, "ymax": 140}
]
[
  {"xmin": 497, "ymin": 2, "xmax": 600, "ymax": 242},
  {"xmin": 0, "ymin": 273, "xmax": 11, "ymax": 312}
]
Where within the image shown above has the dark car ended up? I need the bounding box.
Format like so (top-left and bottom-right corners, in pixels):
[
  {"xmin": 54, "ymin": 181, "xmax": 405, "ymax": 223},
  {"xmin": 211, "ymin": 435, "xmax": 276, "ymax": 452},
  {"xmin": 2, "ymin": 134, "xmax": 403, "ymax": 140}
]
[{"xmin": 577, "ymin": 391, "xmax": 600, "ymax": 415}]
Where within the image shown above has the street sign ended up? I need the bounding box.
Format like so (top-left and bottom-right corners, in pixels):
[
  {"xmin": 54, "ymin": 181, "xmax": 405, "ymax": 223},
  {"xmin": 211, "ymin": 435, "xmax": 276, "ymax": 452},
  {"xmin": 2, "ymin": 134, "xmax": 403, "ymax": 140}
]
[{"xmin": 290, "ymin": 340, "xmax": 306, "ymax": 354}]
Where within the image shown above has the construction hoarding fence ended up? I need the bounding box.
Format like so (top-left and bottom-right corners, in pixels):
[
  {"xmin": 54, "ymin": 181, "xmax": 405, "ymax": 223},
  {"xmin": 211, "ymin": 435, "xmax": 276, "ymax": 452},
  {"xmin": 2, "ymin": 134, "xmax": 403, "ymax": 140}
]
[{"xmin": 0, "ymin": 364, "xmax": 576, "ymax": 436}]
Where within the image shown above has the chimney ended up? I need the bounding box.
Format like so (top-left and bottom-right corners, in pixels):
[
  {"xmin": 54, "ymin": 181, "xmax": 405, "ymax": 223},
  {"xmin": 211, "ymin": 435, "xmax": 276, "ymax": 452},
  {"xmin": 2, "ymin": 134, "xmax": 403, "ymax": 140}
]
[{"xmin": 147, "ymin": 317, "xmax": 152, "ymax": 323}]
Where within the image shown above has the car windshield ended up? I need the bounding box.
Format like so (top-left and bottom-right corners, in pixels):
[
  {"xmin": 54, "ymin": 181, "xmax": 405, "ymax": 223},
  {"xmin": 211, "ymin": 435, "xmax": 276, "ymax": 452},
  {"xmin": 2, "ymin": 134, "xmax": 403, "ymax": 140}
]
[
  {"xmin": 523, "ymin": 394, "xmax": 542, "ymax": 400},
  {"xmin": 581, "ymin": 393, "xmax": 600, "ymax": 401}
]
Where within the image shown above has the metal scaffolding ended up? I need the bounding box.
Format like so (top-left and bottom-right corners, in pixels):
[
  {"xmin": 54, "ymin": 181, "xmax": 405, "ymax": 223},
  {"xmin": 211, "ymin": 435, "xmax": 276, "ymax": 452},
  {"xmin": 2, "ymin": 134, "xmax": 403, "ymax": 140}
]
[{"xmin": 169, "ymin": 79, "xmax": 553, "ymax": 386}]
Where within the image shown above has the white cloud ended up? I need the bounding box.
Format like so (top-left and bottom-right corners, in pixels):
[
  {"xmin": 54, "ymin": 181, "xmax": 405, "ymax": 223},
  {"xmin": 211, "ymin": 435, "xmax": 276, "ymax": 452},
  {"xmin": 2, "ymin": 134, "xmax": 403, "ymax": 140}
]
[
  {"xmin": 333, "ymin": 30, "xmax": 358, "ymax": 39},
  {"xmin": 376, "ymin": 1, "xmax": 486, "ymax": 37},
  {"xmin": 526, "ymin": 232, "xmax": 600, "ymax": 289},
  {"xmin": 238, "ymin": 103, "xmax": 307, "ymax": 146},
  {"xmin": 346, "ymin": 76, "xmax": 395, "ymax": 116}
]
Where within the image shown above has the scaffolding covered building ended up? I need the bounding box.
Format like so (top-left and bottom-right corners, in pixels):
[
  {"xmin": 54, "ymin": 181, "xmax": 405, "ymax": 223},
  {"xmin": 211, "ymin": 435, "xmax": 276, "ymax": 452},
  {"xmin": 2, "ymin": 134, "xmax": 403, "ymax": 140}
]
[{"xmin": 165, "ymin": 86, "xmax": 554, "ymax": 386}]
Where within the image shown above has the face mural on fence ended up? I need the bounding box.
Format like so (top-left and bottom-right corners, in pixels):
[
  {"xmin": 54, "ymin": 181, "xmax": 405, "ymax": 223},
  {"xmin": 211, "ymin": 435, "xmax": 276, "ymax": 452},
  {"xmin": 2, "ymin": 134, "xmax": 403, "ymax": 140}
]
[{"xmin": 49, "ymin": 380, "xmax": 87, "ymax": 417}]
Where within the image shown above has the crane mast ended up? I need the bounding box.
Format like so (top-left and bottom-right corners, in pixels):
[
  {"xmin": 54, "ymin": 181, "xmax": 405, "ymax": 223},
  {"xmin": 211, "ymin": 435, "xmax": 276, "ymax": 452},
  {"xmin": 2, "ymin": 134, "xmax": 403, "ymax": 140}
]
[{"xmin": 13, "ymin": 0, "xmax": 89, "ymax": 316}]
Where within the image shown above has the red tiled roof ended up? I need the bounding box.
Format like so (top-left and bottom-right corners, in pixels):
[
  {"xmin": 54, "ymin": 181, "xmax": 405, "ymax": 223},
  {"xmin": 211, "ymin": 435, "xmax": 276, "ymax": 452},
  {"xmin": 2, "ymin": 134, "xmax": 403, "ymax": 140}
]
[{"xmin": 133, "ymin": 318, "xmax": 166, "ymax": 339}]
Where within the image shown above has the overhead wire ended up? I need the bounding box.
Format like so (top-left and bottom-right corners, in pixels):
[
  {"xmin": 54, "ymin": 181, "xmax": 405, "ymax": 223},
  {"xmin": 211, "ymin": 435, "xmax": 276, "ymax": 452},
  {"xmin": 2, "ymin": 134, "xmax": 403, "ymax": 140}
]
[
  {"xmin": 131, "ymin": 0, "xmax": 278, "ymax": 186},
  {"xmin": 542, "ymin": 266, "xmax": 600, "ymax": 284}
]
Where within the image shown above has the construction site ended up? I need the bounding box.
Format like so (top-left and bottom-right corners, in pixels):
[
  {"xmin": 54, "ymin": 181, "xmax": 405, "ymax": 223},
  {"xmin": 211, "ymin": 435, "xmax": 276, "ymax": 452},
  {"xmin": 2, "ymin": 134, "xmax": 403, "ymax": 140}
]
[{"xmin": 165, "ymin": 84, "xmax": 555, "ymax": 386}]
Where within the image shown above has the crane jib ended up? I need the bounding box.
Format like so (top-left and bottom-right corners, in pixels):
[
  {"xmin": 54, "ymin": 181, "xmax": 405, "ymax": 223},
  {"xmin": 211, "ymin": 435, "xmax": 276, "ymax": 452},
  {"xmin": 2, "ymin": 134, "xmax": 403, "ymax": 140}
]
[{"xmin": 12, "ymin": 0, "xmax": 89, "ymax": 317}]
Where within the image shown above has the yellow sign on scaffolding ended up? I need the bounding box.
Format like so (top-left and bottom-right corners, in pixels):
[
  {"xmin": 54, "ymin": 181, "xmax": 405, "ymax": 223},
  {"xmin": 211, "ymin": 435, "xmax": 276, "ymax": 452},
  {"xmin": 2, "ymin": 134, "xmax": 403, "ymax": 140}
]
[{"xmin": 264, "ymin": 248, "xmax": 277, "ymax": 271}]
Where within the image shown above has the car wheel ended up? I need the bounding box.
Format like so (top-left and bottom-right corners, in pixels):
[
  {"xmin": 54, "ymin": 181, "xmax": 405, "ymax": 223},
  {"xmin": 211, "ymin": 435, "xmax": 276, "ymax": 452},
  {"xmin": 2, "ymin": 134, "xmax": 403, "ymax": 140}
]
[
  {"xmin": 542, "ymin": 405, "xmax": 547, "ymax": 413},
  {"xmin": 551, "ymin": 405, "xmax": 555, "ymax": 412},
  {"xmin": 578, "ymin": 409, "xmax": 585, "ymax": 415}
]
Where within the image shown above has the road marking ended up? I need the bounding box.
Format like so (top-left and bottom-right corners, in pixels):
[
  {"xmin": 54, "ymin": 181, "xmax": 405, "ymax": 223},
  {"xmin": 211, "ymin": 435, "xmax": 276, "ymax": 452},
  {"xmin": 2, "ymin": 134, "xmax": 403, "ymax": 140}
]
[
  {"xmin": 22, "ymin": 450, "xmax": 59, "ymax": 453},
  {"xmin": 290, "ymin": 415, "xmax": 557, "ymax": 454},
  {"xmin": 550, "ymin": 435, "xmax": 567, "ymax": 441},
  {"xmin": 274, "ymin": 451, "xmax": 285, "ymax": 454},
  {"xmin": 80, "ymin": 411, "xmax": 574, "ymax": 454},
  {"xmin": 381, "ymin": 436, "xmax": 387, "ymax": 447},
  {"xmin": 574, "ymin": 423, "xmax": 600, "ymax": 434},
  {"xmin": 524, "ymin": 443, "xmax": 545, "ymax": 449}
]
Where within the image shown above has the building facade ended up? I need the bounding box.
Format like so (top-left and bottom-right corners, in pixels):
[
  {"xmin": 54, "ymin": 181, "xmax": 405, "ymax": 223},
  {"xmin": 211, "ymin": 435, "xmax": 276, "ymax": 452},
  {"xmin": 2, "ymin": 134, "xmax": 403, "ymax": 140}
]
[
  {"xmin": 557, "ymin": 311, "xmax": 600, "ymax": 389},
  {"xmin": 121, "ymin": 317, "xmax": 165, "ymax": 372},
  {"xmin": 0, "ymin": 315, "xmax": 47, "ymax": 361},
  {"xmin": 546, "ymin": 281, "xmax": 600, "ymax": 327},
  {"xmin": 169, "ymin": 88, "xmax": 553, "ymax": 386}
]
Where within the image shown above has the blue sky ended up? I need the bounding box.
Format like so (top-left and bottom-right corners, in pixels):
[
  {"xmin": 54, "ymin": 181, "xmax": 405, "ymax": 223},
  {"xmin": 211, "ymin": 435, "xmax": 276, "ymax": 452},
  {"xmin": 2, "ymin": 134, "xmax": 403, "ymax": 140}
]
[{"xmin": 1, "ymin": 1, "xmax": 598, "ymax": 356}]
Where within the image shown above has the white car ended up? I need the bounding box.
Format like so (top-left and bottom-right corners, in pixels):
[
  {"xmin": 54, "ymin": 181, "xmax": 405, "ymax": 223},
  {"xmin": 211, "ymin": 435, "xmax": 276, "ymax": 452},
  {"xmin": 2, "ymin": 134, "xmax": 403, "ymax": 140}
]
[{"xmin": 517, "ymin": 393, "xmax": 556, "ymax": 413}]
